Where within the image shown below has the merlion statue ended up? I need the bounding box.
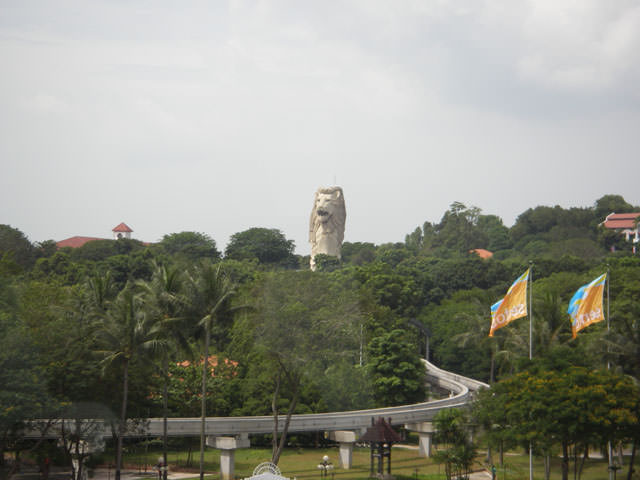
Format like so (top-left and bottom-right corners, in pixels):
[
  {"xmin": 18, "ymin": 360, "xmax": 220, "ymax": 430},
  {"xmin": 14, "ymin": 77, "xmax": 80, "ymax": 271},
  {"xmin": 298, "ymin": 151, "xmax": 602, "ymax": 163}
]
[{"xmin": 309, "ymin": 186, "xmax": 346, "ymax": 270}]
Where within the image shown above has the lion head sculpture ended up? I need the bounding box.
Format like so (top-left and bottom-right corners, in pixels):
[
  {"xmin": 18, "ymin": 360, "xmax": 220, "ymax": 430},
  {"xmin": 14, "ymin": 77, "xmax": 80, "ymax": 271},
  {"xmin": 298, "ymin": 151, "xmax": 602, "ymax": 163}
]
[{"xmin": 309, "ymin": 186, "xmax": 346, "ymax": 270}]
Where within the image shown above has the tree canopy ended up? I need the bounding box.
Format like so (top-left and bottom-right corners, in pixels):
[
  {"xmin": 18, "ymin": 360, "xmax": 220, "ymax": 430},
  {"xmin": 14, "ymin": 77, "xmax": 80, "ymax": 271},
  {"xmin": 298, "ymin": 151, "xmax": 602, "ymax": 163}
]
[
  {"xmin": 224, "ymin": 227, "xmax": 295, "ymax": 266},
  {"xmin": 158, "ymin": 231, "xmax": 221, "ymax": 262},
  {"xmin": 0, "ymin": 224, "xmax": 36, "ymax": 270},
  {"xmin": 475, "ymin": 367, "xmax": 640, "ymax": 480},
  {"xmin": 3, "ymin": 193, "xmax": 640, "ymax": 479}
]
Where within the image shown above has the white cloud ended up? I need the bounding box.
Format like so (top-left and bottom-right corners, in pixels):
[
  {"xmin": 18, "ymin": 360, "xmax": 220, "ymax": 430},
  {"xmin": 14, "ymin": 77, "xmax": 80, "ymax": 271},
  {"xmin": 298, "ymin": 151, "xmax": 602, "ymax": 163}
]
[
  {"xmin": 517, "ymin": 1, "xmax": 640, "ymax": 92},
  {"xmin": 1, "ymin": 0, "xmax": 640, "ymax": 252},
  {"xmin": 22, "ymin": 93, "xmax": 70, "ymax": 114}
]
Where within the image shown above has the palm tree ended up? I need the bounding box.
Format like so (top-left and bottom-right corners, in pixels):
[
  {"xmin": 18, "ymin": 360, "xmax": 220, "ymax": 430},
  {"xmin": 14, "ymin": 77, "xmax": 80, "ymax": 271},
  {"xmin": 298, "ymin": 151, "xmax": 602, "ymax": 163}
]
[
  {"xmin": 185, "ymin": 261, "xmax": 237, "ymax": 480},
  {"xmin": 86, "ymin": 271, "xmax": 118, "ymax": 315},
  {"xmin": 94, "ymin": 286, "xmax": 166, "ymax": 480},
  {"xmin": 453, "ymin": 300, "xmax": 521, "ymax": 467},
  {"xmin": 136, "ymin": 263, "xmax": 188, "ymax": 480},
  {"xmin": 532, "ymin": 291, "xmax": 571, "ymax": 356},
  {"xmin": 453, "ymin": 297, "xmax": 520, "ymax": 384}
]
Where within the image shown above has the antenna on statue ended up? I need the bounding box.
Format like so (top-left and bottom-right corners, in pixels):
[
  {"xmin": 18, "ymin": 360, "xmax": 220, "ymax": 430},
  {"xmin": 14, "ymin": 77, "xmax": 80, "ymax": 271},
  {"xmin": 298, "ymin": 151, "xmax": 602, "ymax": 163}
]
[{"xmin": 333, "ymin": 174, "xmax": 337, "ymax": 186}]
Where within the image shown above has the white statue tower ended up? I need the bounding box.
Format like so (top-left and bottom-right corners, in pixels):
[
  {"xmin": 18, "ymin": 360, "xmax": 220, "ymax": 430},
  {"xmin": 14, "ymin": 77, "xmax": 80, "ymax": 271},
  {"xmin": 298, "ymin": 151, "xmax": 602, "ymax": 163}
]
[{"xmin": 309, "ymin": 187, "xmax": 346, "ymax": 270}]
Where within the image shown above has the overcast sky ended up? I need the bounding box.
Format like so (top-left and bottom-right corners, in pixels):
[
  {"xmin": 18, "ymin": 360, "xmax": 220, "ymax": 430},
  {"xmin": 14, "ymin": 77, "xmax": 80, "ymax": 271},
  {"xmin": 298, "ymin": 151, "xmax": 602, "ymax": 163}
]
[{"xmin": 2, "ymin": 1, "xmax": 639, "ymax": 255}]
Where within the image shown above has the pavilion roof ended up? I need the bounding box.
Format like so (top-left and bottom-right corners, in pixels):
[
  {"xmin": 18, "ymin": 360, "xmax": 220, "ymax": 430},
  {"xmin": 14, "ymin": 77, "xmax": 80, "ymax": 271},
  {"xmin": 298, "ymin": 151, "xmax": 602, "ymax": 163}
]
[
  {"xmin": 112, "ymin": 222, "xmax": 133, "ymax": 232},
  {"xmin": 359, "ymin": 418, "xmax": 401, "ymax": 444}
]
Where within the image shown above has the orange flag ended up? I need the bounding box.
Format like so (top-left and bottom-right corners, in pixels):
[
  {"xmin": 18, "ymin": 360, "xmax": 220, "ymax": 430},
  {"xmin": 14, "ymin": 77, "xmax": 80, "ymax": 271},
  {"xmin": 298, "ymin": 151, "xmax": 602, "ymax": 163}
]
[
  {"xmin": 568, "ymin": 273, "xmax": 607, "ymax": 339},
  {"xmin": 489, "ymin": 269, "xmax": 530, "ymax": 337}
]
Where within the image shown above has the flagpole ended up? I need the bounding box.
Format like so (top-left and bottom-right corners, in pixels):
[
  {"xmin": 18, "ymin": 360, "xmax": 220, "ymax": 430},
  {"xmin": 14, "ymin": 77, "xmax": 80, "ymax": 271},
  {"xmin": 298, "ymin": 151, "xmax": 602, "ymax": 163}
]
[
  {"xmin": 529, "ymin": 261, "xmax": 533, "ymax": 361},
  {"xmin": 607, "ymin": 265, "xmax": 614, "ymax": 480},
  {"xmin": 607, "ymin": 264, "xmax": 610, "ymax": 368},
  {"xmin": 529, "ymin": 261, "xmax": 533, "ymax": 480}
]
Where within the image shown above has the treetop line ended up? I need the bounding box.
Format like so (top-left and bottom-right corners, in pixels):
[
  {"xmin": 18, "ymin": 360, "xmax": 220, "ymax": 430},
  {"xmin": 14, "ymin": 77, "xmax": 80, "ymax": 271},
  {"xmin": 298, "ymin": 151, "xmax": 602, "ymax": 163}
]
[{"xmin": 1, "ymin": 193, "xmax": 639, "ymax": 480}]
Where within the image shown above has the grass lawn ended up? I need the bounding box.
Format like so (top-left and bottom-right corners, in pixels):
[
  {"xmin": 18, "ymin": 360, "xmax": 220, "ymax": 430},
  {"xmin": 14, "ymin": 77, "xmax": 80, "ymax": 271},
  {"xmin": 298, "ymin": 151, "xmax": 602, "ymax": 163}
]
[
  {"xmin": 483, "ymin": 454, "xmax": 629, "ymax": 480},
  {"xmin": 120, "ymin": 445, "xmax": 627, "ymax": 480},
  {"xmin": 122, "ymin": 445, "xmax": 445, "ymax": 480}
]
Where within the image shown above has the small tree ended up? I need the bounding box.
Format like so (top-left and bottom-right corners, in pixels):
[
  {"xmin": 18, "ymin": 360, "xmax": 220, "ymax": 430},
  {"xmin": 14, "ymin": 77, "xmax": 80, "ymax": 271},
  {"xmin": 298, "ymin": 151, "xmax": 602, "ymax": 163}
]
[
  {"xmin": 56, "ymin": 403, "xmax": 112, "ymax": 480},
  {"xmin": 474, "ymin": 367, "xmax": 640, "ymax": 480},
  {"xmin": 0, "ymin": 224, "xmax": 36, "ymax": 269},
  {"xmin": 225, "ymin": 228, "xmax": 295, "ymax": 266},
  {"xmin": 0, "ymin": 311, "xmax": 53, "ymax": 480},
  {"xmin": 250, "ymin": 271, "xmax": 361, "ymax": 464},
  {"xmin": 159, "ymin": 232, "xmax": 221, "ymax": 262},
  {"xmin": 366, "ymin": 329, "xmax": 425, "ymax": 407},
  {"xmin": 185, "ymin": 261, "xmax": 237, "ymax": 480},
  {"xmin": 94, "ymin": 287, "xmax": 165, "ymax": 480},
  {"xmin": 137, "ymin": 263, "xmax": 187, "ymax": 480},
  {"xmin": 433, "ymin": 408, "xmax": 477, "ymax": 480},
  {"xmin": 312, "ymin": 254, "xmax": 341, "ymax": 272}
]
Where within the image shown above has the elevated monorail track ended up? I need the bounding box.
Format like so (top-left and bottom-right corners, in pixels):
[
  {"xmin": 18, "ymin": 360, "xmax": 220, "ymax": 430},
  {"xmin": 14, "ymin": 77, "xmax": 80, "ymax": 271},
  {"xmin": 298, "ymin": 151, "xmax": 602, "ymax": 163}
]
[{"xmin": 25, "ymin": 360, "xmax": 488, "ymax": 439}]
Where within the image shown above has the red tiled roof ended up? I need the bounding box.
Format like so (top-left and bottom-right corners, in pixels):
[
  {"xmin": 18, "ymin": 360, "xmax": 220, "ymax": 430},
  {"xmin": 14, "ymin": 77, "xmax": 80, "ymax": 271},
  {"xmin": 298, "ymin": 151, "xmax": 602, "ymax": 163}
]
[
  {"xmin": 112, "ymin": 222, "xmax": 133, "ymax": 233},
  {"xmin": 176, "ymin": 356, "xmax": 238, "ymax": 377},
  {"xmin": 56, "ymin": 236, "xmax": 103, "ymax": 248},
  {"xmin": 359, "ymin": 418, "xmax": 402, "ymax": 443},
  {"xmin": 470, "ymin": 248, "xmax": 494, "ymax": 259},
  {"xmin": 603, "ymin": 213, "xmax": 640, "ymax": 230}
]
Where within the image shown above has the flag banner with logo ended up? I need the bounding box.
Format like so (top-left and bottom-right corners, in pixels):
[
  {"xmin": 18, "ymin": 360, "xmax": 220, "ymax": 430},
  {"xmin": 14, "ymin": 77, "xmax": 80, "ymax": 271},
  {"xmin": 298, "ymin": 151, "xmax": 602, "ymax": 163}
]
[
  {"xmin": 489, "ymin": 268, "xmax": 530, "ymax": 337},
  {"xmin": 568, "ymin": 273, "xmax": 607, "ymax": 339}
]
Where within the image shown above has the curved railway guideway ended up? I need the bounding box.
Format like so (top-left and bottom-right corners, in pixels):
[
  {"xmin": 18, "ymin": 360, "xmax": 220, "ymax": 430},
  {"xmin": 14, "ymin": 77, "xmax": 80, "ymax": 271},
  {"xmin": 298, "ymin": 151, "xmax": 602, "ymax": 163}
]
[
  {"xmin": 26, "ymin": 360, "xmax": 488, "ymax": 479},
  {"xmin": 144, "ymin": 360, "xmax": 488, "ymax": 437}
]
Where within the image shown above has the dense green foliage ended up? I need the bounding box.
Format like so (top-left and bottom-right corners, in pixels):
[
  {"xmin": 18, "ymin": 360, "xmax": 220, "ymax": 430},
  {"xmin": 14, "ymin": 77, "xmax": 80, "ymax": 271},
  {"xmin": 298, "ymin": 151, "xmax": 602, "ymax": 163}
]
[
  {"xmin": 1, "ymin": 193, "xmax": 640, "ymax": 477},
  {"xmin": 366, "ymin": 329, "xmax": 425, "ymax": 406},
  {"xmin": 474, "ymin": 367, "xmax": 639, "ymax": 480},
  {"xmin": 158, "ymin": 231, "xmax": 221, "ymax": 262},
  {"xmin": 224, "ymin": 227, "xmax": 296, "ymax": 266},
  {"xmin": 432, "ymin": 409, "xmax": 476, "ymax": 480},
  {"xmin": 0, "ymin": 224, "xmax": 37, "ymax": 270}
]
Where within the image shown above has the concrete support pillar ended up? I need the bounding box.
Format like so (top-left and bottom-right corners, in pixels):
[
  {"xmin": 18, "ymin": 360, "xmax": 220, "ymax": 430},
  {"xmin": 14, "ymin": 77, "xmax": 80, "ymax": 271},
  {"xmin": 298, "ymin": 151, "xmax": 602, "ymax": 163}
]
[
  {"xmin": 418, "ymin": 432, "xmax": 433, "ymax": 458},
  {"xmin": 72, "ymin": 458, "xmax": 87, "ymax": 480},
  {"xmin": 219, "ymin": 449, "xmax": 235, "ymax": 480},
  {"xmin": 338, "ymin": 443, "xmax": 354, "ymax": 469},
  {"xmin": 206, "ymin": 435, "xmax": 250, "ymax": 480},
  {"xmin": 328, "ymin": 431, "xmax": 357, "ymax": 469},
  {"xmin": 405, "ymin": 422, "xmax": 436, "ymax": 458}
]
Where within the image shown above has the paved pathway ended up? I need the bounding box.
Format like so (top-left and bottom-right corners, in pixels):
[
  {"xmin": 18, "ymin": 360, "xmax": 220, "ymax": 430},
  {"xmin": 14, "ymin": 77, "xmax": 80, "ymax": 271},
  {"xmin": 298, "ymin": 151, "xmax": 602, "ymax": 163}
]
[
  {"xmin": 91, "ymin": 469, "xmax": 197, "ymax": 480},
  {"xmin": 466, "ymin": 470, "xmax": 492, "ymax": 479},
  {"xmin": 90, "ymin": 468, "xmax": 494, "ymax": 480},
  {"xmin": 9, "ymin": 468, "xmax": 200, "ymax": 480},
  {"xmin": 12, "ymin": 464, "xmax": 497, "ymax": 480}
]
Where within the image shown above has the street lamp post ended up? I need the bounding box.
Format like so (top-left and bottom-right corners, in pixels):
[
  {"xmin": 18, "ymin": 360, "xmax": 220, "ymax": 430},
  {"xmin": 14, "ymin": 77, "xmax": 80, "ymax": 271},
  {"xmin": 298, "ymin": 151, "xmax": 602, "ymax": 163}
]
[{"xmin": 317, "ymin": 455, "xmax": 333, "ymax": 479}]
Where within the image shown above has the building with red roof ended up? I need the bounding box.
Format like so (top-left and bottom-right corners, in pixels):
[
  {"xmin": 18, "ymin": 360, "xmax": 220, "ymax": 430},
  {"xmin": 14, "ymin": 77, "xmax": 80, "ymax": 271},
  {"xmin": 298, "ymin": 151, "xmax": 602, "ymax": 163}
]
[
  {"xmin": 57, "ymin": 223, "xmax": 135, "ymax": 248},
  {"xmin": 470, "ymin": 248, "xmax": 494, "ymax": 259},
  {"xmin": 601, "ymin": 212, "xmax": 640, "ymax": 244},
  {"xmin": 56, "ymin": 236, "xmax": 104, "ymax": 249},
  {"xmin": 112, "ymin": 222, "xmax": 133, "ymax": 240}
]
